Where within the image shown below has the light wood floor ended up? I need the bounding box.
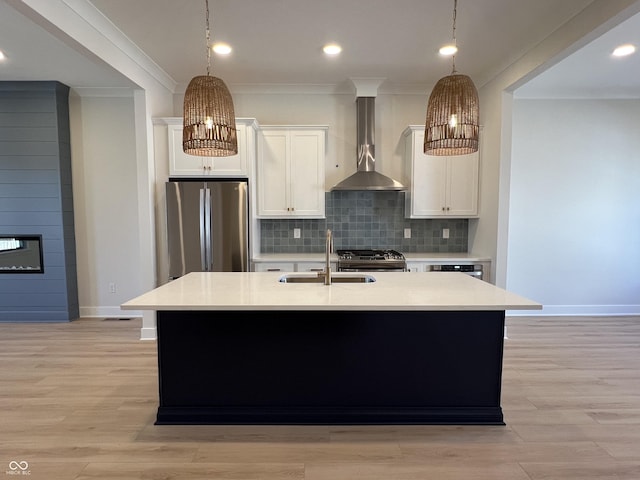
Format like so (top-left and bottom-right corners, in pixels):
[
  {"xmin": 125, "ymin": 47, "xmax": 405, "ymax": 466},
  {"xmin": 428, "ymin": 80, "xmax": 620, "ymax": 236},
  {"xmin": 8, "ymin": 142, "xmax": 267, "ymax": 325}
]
[{"xmin": 1, "ymin": 316, "xmax": 639, "ymax": 480}]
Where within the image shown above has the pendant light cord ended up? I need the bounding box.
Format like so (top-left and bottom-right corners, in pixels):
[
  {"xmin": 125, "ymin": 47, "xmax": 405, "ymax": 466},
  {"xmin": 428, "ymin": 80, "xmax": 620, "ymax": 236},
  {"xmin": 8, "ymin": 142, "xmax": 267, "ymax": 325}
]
[
  {"xmin": 205, "ymin": 0, "xmax": 211, "ymax": 76},
  {"xmin": 451, "ymin": 0, "xmax": 458, "ymax": 74}
]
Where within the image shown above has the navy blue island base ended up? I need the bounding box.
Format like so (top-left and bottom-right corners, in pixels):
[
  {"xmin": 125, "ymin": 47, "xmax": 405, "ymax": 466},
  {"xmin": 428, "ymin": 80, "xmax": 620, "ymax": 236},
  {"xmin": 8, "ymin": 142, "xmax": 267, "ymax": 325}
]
[{"xmin": 154, "ymin": 309, "xmax": 506, "ymax": 425}]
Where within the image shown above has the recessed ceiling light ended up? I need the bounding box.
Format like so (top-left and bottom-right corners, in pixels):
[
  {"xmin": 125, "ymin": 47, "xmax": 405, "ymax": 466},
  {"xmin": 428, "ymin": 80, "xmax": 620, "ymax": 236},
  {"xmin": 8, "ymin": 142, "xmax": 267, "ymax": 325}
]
[
  {"xmin": 323, "ymin": 43, "xmax": 342, "ymax": 55},
  {"xmin": 212, "ymin": 43, "xmax": 232, "ymax": 55},
  {"xmin": 439, "ymin": 44, "xmax": 458, "ymax": 56},
  {"xmin": 612, "ymin": 43, "xmax": 636, "ymax": 57}
]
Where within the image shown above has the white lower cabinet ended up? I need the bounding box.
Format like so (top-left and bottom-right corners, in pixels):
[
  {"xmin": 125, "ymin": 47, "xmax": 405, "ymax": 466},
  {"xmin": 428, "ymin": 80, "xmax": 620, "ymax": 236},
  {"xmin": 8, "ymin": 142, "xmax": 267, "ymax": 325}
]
[
  {"xmin": 253, "ymin": 262, "xmax": 295, "ymax": 272},
  {"xmin": 403, "ymin": 126, "xmax": 479, "ymax": 218},
  {"xmin": 406, "ymin": 261, "xmax": 427, "ymax": 272},
  {"xmin": 257, "ymin": 126, "xmax": 327, "ymax": 218},
  {"xmin": 163, "ymin": 117, "xmax": 258, "ymax": 177},
  {"xmin": 296, "ymin": 262, "xmax": 326, "ymax": 273},
  {"xmin": 252, "ymin": 261, "xmax": 336, "ymax": 273}
]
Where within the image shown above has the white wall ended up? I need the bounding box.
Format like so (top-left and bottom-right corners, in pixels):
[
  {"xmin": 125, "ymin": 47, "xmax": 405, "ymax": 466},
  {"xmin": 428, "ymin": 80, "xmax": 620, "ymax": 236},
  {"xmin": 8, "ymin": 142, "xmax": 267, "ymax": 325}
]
[
  {"xmin": 23, "ymin": 0, "xmax": 174, "ymax": 337},
  {"xmin": 507, "ymin": 99, "xmax": 640, "ymax": 315},
  {"xmin": 476, "ymin": 0, "xmax": 640, "ymax": 286},
  {"xmin": 70, "ymin": 95, "xmax": 141, "ymax": 317}
]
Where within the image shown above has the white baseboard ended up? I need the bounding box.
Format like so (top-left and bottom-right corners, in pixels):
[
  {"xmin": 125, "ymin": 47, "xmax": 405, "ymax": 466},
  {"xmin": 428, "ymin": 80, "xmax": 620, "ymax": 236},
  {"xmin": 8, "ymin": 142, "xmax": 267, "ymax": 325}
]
[
  {"xmin": 508, "ymin": 304, "xmax": 640, "ymax": 316},
  {"xmin": 80, "ymin": 306, "xmax": 154, "ymax": 340},
  {"xmin": 140, "ymin": 327, "xmax": 157, "ymax": 340},
  {"xmin": 79, "ymin": 306, "xmax": 143, "ymax": 318}
]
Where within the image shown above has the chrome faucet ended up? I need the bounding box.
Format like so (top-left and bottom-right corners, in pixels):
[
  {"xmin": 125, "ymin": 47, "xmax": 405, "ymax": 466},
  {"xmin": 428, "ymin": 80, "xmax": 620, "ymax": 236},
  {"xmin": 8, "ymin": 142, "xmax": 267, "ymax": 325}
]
[{"xmin": 319, "ymin": 229, "xmax": 333, "ymax": 285}]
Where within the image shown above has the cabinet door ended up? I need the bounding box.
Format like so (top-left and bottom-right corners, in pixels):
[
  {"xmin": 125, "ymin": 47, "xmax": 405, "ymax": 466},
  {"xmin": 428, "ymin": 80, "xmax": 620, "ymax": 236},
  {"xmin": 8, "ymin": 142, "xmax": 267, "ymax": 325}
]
[
  {"xmin": 257, "ymin": 130, "xmax": 289, "ymax": 216},
  {"xmin": 168, "ymin": 121, "xmax": 250, "ymax": 177},
  {"xmin": 404, "ymin": 126, "xmax": 478, "ymax": 218},
  {"xmin": 289, "ymin": 130, "xmax": 325, "ymax": 217},
  {"xmin": 406, "ymin": 261, "xmax": 426, "ymax": 272},
  {"xmin": 208, "ymin": 122, "xmax": 248, "ymax": 176},
  {"xmin": 447, "ymin": 154, "xmax": 479, "ymax": 216},
  {"xmin": 168, "ymin": 124, "xmax": 206, "ymax": 175},
  {"xmin": 257, "ymin": 127, "xmax": 326, "ymax": 218},
  {"xmin": 296, "ymin": 262, "xmax": 326, "ymax": 272},
  {"xmin": 411, "ymin": 151, "xmax": 448, "ymax": 216}
]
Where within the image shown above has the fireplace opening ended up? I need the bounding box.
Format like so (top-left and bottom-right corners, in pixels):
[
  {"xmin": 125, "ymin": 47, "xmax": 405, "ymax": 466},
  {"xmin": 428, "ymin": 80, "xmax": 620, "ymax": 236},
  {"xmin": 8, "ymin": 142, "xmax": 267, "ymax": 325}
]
[{"xmin": 0, "ymin": 235, "xmax": 44, "ymax": 273}]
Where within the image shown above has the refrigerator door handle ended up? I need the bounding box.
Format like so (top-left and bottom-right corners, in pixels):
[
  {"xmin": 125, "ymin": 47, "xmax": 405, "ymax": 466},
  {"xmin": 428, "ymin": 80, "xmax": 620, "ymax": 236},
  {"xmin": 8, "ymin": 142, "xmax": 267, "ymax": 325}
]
[
  {"xmin": 199, "ymin": 188, "xmax": 207, "ymax": 271},
  {"xmin": 204, "ymin": 187, "xmax": 212, "ymax": 271}
]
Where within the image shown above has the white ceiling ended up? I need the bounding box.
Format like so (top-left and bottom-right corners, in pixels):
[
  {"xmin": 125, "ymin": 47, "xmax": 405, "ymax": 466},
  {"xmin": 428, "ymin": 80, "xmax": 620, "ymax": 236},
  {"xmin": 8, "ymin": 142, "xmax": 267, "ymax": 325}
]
[{"xmin": 1, "ymin": 0, "xmax": 639, "ymax": 97}]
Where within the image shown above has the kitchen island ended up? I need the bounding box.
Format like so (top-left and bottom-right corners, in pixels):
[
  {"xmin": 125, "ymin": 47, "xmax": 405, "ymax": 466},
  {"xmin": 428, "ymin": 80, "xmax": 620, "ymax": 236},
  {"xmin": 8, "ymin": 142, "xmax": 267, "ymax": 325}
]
[{"xmin": 122, "ymin": 271, "xmax": 541, "ymax": 425}]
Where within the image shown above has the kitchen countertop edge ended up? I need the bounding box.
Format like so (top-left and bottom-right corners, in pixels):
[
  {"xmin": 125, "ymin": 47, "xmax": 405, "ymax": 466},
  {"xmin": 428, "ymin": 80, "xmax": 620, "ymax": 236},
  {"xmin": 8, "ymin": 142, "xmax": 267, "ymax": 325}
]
[{"xmin": 122, "ymin": 271, "xmax": 540, "ymax": 312}]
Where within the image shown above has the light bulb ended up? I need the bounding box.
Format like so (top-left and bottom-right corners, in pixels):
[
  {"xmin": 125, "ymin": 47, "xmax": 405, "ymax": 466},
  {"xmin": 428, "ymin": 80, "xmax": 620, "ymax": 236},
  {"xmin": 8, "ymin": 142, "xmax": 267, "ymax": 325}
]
[
  {"xmin": 439, "ymin": 44, "xmax": 458, "ymax": 56},
  {"xmin": 449, "ymin": 114, "xmax": 458, "ymax": 128},
  {"xmin": 212, "ymin": 43, "xmax": 232, "ymax": 55},
  {"xmin": 612, "ymin": 44, "xmax": 636, "ymax": 57},
  {"xmin": 323, "ymin": 43, "xmax": 342, "ymax": 55}
]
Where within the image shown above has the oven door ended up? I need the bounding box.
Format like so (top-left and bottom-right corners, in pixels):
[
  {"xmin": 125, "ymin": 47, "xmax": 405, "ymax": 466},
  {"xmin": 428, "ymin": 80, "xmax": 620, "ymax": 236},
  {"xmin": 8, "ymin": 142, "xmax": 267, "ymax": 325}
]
[{"xmin": 429, "ymin": 264, "xmax": 483, "ymax": 280}]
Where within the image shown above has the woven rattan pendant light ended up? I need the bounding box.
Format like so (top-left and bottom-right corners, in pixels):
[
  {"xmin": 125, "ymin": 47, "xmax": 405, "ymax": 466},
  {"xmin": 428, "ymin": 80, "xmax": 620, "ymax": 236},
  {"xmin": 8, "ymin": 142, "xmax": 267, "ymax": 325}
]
[
  {"xmin": 183, "ymin": 0, "xmax": 237, "ymax": 157},
  {"xmin": 424, "ymin": 0, "xmax": 479, "ymax": 156}
]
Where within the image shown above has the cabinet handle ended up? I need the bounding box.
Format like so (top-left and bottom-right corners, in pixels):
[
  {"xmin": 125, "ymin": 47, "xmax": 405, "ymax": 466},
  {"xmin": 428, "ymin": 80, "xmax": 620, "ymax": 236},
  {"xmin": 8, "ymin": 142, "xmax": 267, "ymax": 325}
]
[
  {"xmin": 442, "ymin": 207, "xmax": 446, "ymax": 211},
  {"xmin": 309, "ymin": 268, "xmax": 323, "ymax": 272},
  {"xmin": 266, "ymin": 268, "xmax": 281, "ymax": 272},
  {"xmin": 446, "ymin": 207, "xmax": 450, "ymax": 211}
]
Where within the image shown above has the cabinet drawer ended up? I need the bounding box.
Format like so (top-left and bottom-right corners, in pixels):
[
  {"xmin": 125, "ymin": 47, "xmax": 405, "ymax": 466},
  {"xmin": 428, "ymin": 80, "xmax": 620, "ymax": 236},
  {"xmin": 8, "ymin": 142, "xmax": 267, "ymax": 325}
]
[{"xmin": 253, "ymin": 262, "xmax": 295, "ymax": 272}]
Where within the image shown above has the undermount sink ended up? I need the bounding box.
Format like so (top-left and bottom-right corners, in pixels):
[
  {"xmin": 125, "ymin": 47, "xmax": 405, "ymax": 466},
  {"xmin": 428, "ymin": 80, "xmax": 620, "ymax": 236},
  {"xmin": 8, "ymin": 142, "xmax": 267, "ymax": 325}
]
[{"xmin": 278, "ymin": 273, "xmax": 376, "ymax": 284}]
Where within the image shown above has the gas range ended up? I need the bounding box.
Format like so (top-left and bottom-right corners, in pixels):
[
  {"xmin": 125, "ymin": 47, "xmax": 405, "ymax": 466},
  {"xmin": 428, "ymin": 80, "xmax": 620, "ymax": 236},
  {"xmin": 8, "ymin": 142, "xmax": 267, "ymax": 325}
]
[{"xmin": 336, "ymin": 249, "xmax": 407, "ymax": 272}]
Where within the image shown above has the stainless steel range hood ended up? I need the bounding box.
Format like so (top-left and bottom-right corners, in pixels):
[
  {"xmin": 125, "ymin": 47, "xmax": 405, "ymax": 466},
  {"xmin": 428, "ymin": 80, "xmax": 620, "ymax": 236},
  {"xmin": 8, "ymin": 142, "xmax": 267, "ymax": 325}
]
[{"xmin": 332, "ymin": 96, "xmax": 406, "ymax": 191}]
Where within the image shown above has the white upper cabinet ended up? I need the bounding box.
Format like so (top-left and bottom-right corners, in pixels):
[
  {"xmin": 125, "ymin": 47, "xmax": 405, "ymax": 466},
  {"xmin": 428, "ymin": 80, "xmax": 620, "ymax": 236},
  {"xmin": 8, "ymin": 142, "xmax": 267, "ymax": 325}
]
[
  {"xmin": 403, "ymin": 126, "xmax": 479, "ymax": 218},
  {"xmin": 166, "ymin": 118, "xmax": 258, "ymax": 177},
  {"xmin": 257, "ymin": 126, "xmax": 327, "ymax": 218}
]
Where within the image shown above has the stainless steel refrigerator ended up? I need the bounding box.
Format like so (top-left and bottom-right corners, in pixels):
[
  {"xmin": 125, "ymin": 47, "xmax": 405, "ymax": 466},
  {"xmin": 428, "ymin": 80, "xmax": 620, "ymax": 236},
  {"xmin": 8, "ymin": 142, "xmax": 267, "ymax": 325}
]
[{"xmin": 166, "ymin": 179, "xmax": 249, "ymax": 279}]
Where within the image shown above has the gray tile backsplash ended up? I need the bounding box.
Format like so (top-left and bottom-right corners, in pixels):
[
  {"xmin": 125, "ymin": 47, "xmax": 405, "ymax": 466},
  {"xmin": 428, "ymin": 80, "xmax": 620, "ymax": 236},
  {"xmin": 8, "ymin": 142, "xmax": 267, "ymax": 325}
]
[{"xmin": 260, "ymin": 191, "xmax": 468, "ymax": 253}]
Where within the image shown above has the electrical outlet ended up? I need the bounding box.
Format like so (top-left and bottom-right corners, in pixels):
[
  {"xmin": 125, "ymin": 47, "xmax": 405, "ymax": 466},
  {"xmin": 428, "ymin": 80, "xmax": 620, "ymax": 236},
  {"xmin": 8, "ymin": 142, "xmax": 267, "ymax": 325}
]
[
  {"xmin": 442, "ymin": 228, "xmax": 450, "ymax": 239},
  {"xmin": 109, "ymin": 282, "xmax": 116, "ymax": 294},
  {"xmin": 293, "ymin": 228, "xmax": 301, "ymax": 239},
  {"xmin": 404, "ymin": 228, "xmax": 411, "ymax": 239}
]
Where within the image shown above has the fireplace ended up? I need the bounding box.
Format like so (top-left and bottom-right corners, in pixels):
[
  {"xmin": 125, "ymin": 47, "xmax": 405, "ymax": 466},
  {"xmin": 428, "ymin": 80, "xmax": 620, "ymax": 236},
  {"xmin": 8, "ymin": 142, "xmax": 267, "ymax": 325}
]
[
  {"xmin": 0, "ymin": 235, "xmax": 44, "ymax": 273},
  {"xmin": 1, "ymin": 81, "xmax": 77, "ymax": 322}
]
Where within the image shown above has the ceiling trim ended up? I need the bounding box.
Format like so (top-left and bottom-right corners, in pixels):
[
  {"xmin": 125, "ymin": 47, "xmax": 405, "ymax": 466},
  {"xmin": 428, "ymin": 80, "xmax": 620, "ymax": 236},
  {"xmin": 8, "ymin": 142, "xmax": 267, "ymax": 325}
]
[
  {"xmin": 18, "ymin": 0, "xmax": 177, "ymax": 93},
  {"xmin": 188, "ymin": 82, "xmax": 434, "ymax": 97},
  {"xmin": 70, "ymin": 87, "xmax": 136, "ymax": 98}
]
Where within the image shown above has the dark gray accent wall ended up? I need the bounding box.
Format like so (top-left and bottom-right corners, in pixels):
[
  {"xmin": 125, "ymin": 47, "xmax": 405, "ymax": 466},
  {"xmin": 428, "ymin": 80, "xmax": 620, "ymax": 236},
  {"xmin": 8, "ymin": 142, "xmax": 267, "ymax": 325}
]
[
  {"xmin": 0, "ymin": 81, "xmax": 79, "ymax": 322},
  {"xmin": 260, "ymin": 191, "xmax": 468, "ymax": 253}
]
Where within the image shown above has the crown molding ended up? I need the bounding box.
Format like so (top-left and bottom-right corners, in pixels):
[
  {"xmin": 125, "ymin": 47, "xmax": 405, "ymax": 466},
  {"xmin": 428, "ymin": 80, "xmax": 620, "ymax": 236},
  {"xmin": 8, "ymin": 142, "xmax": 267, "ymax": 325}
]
[{"xmin": 21, "ymin": 0, "xmax": 176, "ymax": 94}]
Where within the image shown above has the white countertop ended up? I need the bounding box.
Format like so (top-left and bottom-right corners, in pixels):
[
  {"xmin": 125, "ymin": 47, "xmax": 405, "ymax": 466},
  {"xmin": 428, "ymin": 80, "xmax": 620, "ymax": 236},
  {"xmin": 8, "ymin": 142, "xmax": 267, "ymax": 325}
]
[{"xmin": 122, "ymin": 271, "xmax": 541, "ymax": 312}]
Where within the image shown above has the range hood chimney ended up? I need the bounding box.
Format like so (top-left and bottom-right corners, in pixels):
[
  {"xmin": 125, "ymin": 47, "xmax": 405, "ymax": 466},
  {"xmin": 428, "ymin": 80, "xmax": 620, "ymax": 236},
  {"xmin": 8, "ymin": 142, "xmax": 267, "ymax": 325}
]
[{"xmin": 332, "ymin": 80, "xmax": 406, "ymax": 191}]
